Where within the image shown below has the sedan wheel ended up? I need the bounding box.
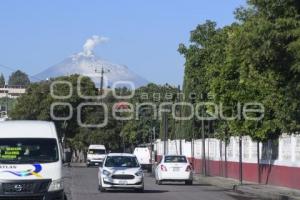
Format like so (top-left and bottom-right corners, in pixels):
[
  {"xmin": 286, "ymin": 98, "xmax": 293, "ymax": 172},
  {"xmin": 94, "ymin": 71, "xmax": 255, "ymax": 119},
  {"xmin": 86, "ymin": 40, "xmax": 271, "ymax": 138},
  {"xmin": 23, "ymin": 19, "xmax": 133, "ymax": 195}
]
[
  {"xmin": 156, "ymin": 180, "xmax": 162, "ymax": 185},
  {"xmin": 98, "ymin": 184, "xmax": 106, "ymax": 192}
]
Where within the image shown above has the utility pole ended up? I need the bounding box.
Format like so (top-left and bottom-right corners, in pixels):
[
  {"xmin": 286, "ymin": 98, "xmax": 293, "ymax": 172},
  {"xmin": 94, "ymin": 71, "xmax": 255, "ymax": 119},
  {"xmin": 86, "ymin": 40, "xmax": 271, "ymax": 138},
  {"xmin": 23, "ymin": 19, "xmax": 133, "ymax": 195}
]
[
  {"xmin": 178, "ymin": 85, "xmax": 182, "ymax": 155},
  {"xmin": 5, "ymin": 89, "xmax": 8, "ymax": 118},
  {"xmin": 191, "ymin": 93, "xmax": 196, "ymax": 170},
  {"xmin": 153, "ymin": 127, "xmax": 156, "ymax": 142},
  {"xmin": 95, "ymin": 66, "xmax": 110, "ymax": 95},
  {"xmin": 239, "ymin": 135, "xmax": 243, "ymax": 185},
  {"xmin": 163, "ymin": 112, "xmax": 168, "ymax": 155},
  {"xmin": 201, "ymin": 115, "xmax": 206, "ymax": 176}
]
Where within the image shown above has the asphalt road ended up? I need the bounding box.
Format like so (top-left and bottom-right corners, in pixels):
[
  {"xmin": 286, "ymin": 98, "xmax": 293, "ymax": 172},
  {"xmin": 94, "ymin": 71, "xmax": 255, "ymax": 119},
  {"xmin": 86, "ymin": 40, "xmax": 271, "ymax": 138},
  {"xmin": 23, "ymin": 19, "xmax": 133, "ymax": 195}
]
[{"xmin": 63, "ymin": 167, "xmax": 263, "ymax": 200}]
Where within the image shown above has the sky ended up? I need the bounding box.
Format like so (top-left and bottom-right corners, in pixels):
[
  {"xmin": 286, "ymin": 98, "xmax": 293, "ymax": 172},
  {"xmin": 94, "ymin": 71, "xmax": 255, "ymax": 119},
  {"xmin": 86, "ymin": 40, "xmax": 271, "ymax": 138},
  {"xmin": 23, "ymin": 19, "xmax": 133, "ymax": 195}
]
[{"xmin": 0, "ymin": 0, "xmax": 246, "ymax": 86}]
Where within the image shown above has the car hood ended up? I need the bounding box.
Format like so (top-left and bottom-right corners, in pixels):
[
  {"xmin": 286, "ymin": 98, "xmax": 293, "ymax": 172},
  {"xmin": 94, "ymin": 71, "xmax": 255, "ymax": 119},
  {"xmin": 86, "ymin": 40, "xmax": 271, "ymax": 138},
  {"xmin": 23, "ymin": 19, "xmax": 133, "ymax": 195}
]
[{"xmin": 0, "ymin": 162, "xmax": 62, "ymax": 180}]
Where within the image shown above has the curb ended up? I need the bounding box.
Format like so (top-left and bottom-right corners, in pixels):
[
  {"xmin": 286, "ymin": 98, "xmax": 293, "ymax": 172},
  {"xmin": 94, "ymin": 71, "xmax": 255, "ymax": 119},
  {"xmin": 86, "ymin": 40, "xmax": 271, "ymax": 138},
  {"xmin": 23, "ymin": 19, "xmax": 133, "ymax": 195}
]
[{"xmin": 194, "ymin": 175, "xmax": 300, "ymax": 200}]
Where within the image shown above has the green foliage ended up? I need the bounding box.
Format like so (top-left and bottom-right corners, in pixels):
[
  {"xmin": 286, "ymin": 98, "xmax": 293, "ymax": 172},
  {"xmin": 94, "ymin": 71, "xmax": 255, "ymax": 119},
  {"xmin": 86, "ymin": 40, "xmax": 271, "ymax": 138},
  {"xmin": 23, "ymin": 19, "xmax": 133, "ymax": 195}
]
[
  {"xmin": 11, "ymin": 74, "xmax": 129, "ymax": 151},
  {"xmin": 0, "ymin": 73, "xmax": 5, "ymax": 86},
  {"xmin": 0, "ymin": 97, "xmax": 16, "ymax": 114},
  {"xmin": 10, "ymin": 75, "xmax": 174, "ymax": 151},
  {"xmin": 121, "ymin": 83, "xmax": 179, "ymax": 147},
  {"xmin": 10, "ymin": 75, "xmax": 96, "ymax": 139},
  {"xmin": 180, "ymin": 0, "xmax": 300, "ymax": 141},
  {"xmin": 8, "ymin": 70, "xmax": 30, "ymax": 86}
]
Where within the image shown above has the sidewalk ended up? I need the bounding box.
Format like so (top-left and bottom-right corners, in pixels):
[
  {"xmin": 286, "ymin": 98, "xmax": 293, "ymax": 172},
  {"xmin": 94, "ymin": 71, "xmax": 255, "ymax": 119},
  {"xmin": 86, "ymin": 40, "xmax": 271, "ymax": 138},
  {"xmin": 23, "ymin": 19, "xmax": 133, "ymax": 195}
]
[{"xmin": 194, "ymin": 174, "xmax": 300, "ymax": 200}]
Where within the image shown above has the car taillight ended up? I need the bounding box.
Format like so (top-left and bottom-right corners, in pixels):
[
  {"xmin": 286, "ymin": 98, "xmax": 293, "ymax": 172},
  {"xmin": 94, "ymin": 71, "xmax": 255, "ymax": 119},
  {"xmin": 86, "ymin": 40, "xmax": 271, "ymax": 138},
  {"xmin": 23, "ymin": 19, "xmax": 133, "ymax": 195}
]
[
  {"xmin": 161, "ymin": 165, "xmax": 167, "ymax": 172},
  {"xmin": 186, "ymin": 165, "xmax": 192, "ymax": 172}
]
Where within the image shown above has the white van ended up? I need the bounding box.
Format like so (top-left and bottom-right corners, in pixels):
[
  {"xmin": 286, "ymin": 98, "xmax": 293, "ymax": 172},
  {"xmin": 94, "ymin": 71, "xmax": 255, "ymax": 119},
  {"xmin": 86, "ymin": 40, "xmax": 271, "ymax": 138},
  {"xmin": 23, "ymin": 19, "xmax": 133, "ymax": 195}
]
[
  {"xmin": 0, "ymin": 121, "xmax": 67, "ymax": 200},
  {"xmin": 133, "ymin": 146, "xmax": 152, "ymax": 172},
  {"xmin": 87, "ymin": 144, "xmax": 106, "ymax": 167}
]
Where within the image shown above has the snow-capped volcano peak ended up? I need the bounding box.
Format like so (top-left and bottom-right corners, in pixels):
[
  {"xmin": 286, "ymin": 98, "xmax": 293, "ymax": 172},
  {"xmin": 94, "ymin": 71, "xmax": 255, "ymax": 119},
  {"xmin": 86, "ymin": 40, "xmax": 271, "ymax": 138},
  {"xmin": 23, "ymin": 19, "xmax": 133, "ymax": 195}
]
[{"xmin": 33, "ymin": 36, "xmax": 149, "ymax": 88}]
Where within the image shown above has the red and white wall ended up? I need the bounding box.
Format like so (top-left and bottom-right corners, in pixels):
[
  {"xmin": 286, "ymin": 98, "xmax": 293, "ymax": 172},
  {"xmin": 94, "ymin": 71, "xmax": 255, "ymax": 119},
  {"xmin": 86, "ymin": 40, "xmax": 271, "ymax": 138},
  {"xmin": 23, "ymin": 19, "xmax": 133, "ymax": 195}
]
[{"xmin": 154, "ymin": 134, "xmax": 300, "ymax": 190}]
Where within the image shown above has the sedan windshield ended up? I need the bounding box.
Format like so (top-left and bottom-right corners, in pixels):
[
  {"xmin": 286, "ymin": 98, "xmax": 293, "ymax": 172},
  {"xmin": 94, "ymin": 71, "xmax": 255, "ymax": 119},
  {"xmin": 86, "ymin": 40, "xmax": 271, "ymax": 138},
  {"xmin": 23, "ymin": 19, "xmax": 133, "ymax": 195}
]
[
  {"xmin": 0, "ymin": 138, "xmax": 59, "ymax": 164},
  {"xmin": 105, "ymin": 156, "xmax": 140, "ymax": 168},
  {"xmin": 164, "ymin": 156, "xmax": 187, "ymax": 163}
]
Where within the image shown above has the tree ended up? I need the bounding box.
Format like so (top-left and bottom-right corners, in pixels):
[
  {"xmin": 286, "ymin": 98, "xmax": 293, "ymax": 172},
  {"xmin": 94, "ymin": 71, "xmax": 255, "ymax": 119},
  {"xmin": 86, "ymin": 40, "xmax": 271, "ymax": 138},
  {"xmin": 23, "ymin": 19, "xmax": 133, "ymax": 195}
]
[
  {"xmin": 8, "ymin": 70, "xmax": 30, "ymax": 86},
  {"xmin": 121, "ymin": 83, "xmax": 178, "ymax": 147},
  {"xmin": 179, "ymin": 0, "xmax": 300, "ymax": 141},
  {"xmin": 0, "ymin": 73, "xmax": 5, "ymax": 86},
  {"xmin": 10, "ymin": 74, "xmax": 134, "ymax": 152},
  {"xmin": 11, "ymin": 75, "xmax": 96, "ymax": 139}
]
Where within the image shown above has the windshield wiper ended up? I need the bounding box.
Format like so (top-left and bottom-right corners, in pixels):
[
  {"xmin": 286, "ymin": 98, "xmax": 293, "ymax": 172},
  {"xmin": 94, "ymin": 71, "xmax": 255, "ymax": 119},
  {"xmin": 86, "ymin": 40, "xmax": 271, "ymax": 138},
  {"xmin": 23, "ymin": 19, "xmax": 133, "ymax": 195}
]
[{"xmin": 0, "ymin": 160, "xmax": 19, "ymax": 164}]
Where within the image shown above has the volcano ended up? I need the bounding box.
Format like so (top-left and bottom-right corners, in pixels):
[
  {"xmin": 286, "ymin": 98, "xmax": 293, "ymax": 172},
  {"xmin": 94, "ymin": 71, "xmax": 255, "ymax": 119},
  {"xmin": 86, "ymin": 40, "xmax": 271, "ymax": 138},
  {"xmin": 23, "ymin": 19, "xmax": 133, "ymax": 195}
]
[{"xmin": 32, "ymin": 53, "xmax": 149, "ymax": 88}]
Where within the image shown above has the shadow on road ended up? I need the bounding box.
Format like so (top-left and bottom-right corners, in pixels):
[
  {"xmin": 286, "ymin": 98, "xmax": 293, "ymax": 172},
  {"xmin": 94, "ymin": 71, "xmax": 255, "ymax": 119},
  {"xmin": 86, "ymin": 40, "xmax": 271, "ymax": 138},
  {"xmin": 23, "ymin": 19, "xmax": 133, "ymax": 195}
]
[
  {"xmin": 227, "ymin": 193, "xmax": 270, "ymax": 200},
  {"xmin": 160, "ymin": 183, "xmax": 212, "ymax": 187},
  {"xmin": 103, "ymin": 189, "xmax": 169, "ymax": 193}
]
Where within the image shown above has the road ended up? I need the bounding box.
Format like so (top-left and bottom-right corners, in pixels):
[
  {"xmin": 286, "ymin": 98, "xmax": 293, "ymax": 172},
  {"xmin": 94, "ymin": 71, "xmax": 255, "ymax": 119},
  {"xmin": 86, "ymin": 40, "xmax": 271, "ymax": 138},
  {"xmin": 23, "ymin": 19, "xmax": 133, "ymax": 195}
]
[{"xmin": 63, "ymin": 166, "xmax": 264, "ymax": 200}]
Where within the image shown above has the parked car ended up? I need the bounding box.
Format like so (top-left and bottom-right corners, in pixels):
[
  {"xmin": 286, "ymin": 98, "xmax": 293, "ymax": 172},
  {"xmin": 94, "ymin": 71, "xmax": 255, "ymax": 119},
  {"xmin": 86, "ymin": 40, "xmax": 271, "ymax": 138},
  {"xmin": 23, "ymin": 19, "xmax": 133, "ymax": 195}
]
[
  {"xmin": 155, "ymin": 155, "xmax": 193, "ymax": 185},
  {"xmin": 98, "ymin": 153, "xmax": 144, "ymax": 192},
  {"xmin": 133, "ymin": 146, "xmax": 152, "ymax": 172},
  {"xmin": 87, "ymin": 144, "xmax": 106, "ymax": 167}
]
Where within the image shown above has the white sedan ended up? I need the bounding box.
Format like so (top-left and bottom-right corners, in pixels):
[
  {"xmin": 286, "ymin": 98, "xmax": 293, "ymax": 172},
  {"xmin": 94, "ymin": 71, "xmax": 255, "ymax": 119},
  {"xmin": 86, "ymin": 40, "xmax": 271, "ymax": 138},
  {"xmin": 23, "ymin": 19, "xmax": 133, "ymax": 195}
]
[
  {"xmin": 155, "ymin": 155, "xmax": 193, "ymax": 185},
  {"xmin": 98, "ymin": 153, "xmax": 144, "ymax": 192}
]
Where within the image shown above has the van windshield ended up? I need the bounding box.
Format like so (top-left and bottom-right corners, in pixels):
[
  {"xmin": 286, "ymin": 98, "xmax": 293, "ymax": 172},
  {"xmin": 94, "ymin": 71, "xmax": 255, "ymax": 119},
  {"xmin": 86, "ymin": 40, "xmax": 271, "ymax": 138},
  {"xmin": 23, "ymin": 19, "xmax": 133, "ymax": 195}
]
[
  {"xmin": 88, "ymin": 149, "xmax": 106, "ymax": 155},
  {"xmin": 0, "ymin": 138, "xmax": 59, "ymax": 164}
]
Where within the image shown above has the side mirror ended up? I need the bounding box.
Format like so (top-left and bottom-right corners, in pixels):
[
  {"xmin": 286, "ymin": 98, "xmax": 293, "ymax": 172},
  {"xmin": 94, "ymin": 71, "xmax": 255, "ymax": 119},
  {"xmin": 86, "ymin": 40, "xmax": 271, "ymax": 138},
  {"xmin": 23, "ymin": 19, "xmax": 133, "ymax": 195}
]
[
  {"xmin": 64, "ymin": 152, "xmax": 72, "ymax": 163},
  {"xmin": 99, "ymin": 162, "xmax": 103, "ymax": 168}
]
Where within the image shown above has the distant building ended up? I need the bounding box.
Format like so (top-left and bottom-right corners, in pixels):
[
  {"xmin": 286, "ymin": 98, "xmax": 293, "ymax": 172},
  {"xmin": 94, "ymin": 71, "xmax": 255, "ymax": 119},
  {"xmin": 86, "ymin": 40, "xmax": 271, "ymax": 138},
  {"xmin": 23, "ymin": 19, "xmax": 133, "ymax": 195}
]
[{"xmin": 0, "ymin": 85, "xmax": 26, "ymax": 99}]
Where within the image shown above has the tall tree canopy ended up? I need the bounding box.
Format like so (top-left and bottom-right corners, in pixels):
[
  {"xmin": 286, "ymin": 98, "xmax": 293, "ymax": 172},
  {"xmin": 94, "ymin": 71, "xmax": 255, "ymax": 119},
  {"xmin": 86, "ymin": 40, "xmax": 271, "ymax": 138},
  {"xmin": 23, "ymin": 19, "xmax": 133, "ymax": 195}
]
[
  {"xmin": 0, "ymin": 73, "xmax": 5, "ymax": 86},
  {"xmin": 179, "ymin": 0, "xmax": 300, "ymax": 141},
  {"xmin": 8, "ymin": 70, "xmax": 30, "ymax": 86}
]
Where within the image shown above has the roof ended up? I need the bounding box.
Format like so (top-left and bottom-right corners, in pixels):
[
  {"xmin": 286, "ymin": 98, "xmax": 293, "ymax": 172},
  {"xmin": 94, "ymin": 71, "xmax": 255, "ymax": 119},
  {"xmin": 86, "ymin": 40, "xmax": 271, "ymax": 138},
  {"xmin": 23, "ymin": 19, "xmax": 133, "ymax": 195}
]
[
  {"xmin": 107, "ymin": 153, "xmax": 136, "ymax": 157},
  {"xmin": 0, "ymin": 120, "xmax": 57, "ymax": 139},
  {"xmin": 89, "ymin": 144, "xmax": 106, "ymax": 149},
  {"xmin": 163, "ymin": 155, "xmax": 188, "ymax": 157}
]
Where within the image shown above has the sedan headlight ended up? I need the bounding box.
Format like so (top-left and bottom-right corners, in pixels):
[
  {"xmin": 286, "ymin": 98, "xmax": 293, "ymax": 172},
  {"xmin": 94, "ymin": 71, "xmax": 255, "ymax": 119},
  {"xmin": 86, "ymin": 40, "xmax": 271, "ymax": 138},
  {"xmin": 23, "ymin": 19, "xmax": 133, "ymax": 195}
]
[
  {"xmin": 48, "ymin": 179, "xmax": 64, "ymax": 191},
  {"xmin": 102, "ymin": 169, "xmax": 111, "ymax": 176},
  {"xmin": 135, "ymin": 170, "xmax": 143, "ymax": 177}
]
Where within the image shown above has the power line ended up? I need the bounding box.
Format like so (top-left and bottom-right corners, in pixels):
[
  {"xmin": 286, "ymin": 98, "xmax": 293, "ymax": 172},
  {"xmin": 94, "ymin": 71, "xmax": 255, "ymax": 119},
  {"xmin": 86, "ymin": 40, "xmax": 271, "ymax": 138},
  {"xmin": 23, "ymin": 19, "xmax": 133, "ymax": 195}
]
[{"xmin": 0, "ymin": 63, "xmax": 43, "ymax": 81}]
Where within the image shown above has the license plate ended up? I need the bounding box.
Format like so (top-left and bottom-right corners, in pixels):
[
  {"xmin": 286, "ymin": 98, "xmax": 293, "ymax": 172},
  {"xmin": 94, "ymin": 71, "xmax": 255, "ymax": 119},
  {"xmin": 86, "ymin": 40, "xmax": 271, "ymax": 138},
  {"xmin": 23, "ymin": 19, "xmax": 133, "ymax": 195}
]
[
  {"xmin": 173, "ymin": 167, "xmax": 180, "ymax": 172},
  {"xmin": 118, "ymin": 180, "xmax": 128, "ymax": 185},
  {"xmin": 95, "ymin": 163, "xmax": 99, "ymax": 165}
]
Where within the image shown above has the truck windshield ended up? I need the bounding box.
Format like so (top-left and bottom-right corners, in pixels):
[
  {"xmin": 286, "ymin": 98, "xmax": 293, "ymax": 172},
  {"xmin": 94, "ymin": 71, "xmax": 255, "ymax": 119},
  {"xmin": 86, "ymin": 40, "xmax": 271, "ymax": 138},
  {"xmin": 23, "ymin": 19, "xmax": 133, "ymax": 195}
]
[
  {"xmin": 0, "ymin": 138, "xmax": 59, "ymax": 164},
  {"xmin": 88, "ymin": 149, "xmax": 106, "ymax": 154}
]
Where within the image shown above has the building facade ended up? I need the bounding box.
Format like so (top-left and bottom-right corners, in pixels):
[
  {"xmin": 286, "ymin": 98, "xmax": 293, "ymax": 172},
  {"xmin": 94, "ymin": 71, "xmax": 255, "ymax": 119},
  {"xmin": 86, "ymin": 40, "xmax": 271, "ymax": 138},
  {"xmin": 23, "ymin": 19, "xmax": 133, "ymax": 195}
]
[{"xmin": 0, "ymin": 85, "xmax": 26, "ymax": 99}]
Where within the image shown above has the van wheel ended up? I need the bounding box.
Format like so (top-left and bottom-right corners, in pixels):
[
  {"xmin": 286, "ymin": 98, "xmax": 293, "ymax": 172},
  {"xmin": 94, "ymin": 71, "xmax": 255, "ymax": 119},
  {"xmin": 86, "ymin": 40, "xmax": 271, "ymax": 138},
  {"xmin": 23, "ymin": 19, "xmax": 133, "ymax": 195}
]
[
  {"xmin": 136, "ymin": 187, "xmax": 144, "ymax": 193},
  {"xmin": 185, "ymin": 180, "xmax": 193, "ymax": 185}
]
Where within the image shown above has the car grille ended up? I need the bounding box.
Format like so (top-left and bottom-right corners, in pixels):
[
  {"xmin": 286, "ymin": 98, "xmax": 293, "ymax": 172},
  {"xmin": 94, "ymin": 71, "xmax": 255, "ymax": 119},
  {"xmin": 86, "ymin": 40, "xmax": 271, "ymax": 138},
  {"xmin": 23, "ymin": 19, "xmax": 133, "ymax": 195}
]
[
  {"xmin": 0, "ymin": 196, "xmax": 43, "ymax": 200},
  {"xmin": 2, "ymin": 183, "xmax": 35, "ymax": 193},
  {"xmin": 111, "ymin": 174, "xmax": 135, "ymax": 180},
  {"xmin": 0, "ymin": 179, "xmax": 51, "ymax": 195}
]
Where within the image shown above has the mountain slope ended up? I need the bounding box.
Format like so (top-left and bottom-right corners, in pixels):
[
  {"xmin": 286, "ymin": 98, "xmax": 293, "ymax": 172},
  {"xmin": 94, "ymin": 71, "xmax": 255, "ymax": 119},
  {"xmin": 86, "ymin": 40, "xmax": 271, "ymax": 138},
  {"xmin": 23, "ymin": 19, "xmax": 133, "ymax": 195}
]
[{"xmin": 33, "ymin": 53, "xmax": 149, "ymax": 88}]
